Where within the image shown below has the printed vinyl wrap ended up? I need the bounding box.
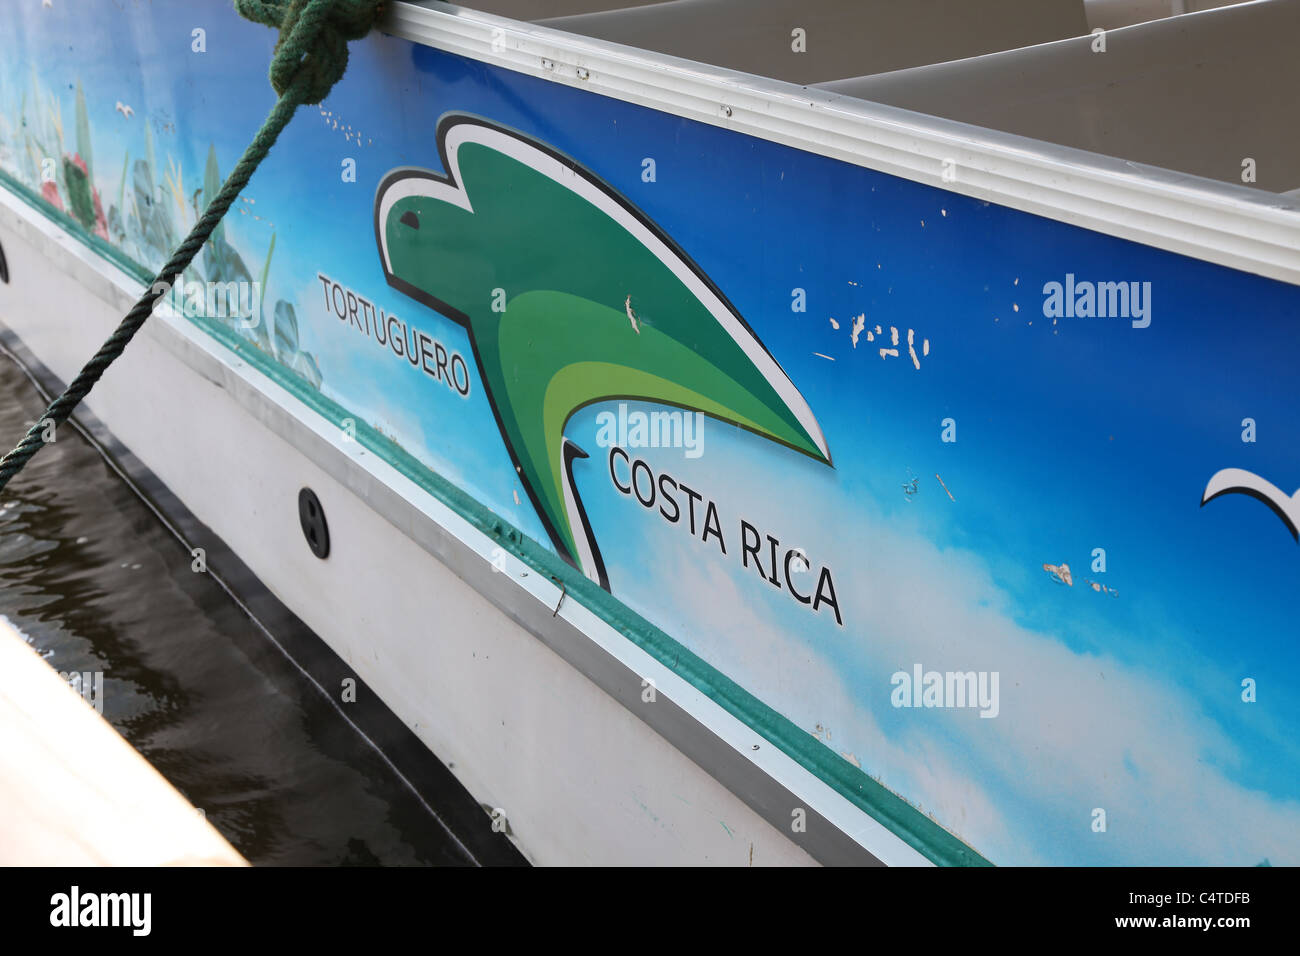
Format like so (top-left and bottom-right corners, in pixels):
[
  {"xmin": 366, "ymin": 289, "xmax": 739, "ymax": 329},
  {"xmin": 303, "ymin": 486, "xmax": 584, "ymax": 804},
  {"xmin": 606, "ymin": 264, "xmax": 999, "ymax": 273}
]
[{"xmin": 1, "ymin": 1, "xmax": 1296, "ymax": 864}]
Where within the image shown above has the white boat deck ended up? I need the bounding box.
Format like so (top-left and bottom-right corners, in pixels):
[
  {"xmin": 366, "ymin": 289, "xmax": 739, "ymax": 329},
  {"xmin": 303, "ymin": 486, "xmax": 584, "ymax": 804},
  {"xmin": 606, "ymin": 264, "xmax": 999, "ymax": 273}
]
[{"xmin": 0, "ymin": 617, "xmax": 245, "ymax": 866}]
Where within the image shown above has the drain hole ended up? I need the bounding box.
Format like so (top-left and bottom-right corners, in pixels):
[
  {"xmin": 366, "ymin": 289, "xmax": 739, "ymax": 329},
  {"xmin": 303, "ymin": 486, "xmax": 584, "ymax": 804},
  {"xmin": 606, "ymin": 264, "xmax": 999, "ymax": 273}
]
[{"xmin": 298, "ymin": 487, "xmax": 330, "ymax": 559}]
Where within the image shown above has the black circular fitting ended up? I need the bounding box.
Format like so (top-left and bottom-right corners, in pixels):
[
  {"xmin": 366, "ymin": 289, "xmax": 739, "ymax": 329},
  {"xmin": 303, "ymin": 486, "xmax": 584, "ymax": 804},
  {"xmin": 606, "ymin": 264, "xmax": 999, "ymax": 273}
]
[{"xmin": 298, "ymin": 487, "xmax": 330, "ymax": 559}]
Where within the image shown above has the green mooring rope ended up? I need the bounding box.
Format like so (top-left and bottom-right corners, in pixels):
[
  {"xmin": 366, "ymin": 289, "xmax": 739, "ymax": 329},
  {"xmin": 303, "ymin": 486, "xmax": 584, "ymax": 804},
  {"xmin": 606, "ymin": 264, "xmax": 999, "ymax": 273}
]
[{"xmin": 0, "ymin": 0, "xmax": 384, "ymax": 492}]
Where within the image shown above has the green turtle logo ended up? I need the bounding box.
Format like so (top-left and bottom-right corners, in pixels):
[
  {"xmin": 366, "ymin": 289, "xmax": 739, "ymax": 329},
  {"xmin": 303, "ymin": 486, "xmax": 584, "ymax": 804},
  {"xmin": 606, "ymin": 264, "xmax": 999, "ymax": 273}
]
[{"xmin": 376, "ymin": 115, "xmax": 830, "ymax": 589}]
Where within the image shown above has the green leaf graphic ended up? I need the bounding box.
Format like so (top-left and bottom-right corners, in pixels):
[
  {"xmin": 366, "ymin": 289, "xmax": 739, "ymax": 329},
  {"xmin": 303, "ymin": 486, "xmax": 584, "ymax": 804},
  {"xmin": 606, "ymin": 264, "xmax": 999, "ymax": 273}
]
[
  {"xmin": 377, "ymin": 117, "xmax": 829, "ymax": 587},
  {"xmin": 74, "ymin": 79, "xmax": 92, "ymax": 182}
]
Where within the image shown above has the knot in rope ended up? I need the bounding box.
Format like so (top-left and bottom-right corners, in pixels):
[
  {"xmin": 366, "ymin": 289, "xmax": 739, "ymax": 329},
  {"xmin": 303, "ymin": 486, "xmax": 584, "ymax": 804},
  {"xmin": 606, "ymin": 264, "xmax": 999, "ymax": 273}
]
[{"xmin": 236, "ymin": 0, "xmax": 385, "ymax": 105}]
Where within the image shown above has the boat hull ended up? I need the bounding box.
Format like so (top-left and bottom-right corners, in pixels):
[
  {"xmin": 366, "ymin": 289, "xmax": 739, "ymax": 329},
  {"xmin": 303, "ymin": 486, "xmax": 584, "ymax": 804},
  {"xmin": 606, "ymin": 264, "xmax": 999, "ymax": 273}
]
[{"xmin": 1, "ymin": 0, "xmax": 1297, "ymax": 865}]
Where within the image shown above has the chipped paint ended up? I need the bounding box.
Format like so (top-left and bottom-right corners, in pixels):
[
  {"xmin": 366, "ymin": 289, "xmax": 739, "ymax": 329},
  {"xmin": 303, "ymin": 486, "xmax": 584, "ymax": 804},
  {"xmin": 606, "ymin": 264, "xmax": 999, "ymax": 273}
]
[
  {"xmin": 624, "ymin": 294, "xmax": 640, "ymax": 334},
  {"xmin": 1086, "ymin": 579, "xmax": 1120, "ymax": 597},
  {"xmin": 906, "ymin": 328, "xmax": 923, "ymax": 369},
  {"xmin": 1043, "ymin": 562, "xmax": 1073, "ymax": 586},
  {"xmin": 879, "ymin": 325, "xmax": 899, "ymax": 361}
]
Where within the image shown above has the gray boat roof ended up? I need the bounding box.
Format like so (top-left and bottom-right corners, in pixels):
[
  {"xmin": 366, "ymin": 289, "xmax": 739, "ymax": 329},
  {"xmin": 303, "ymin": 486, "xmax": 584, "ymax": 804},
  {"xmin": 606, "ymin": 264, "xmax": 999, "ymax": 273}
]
[
  {"xmin": 450, "ymin": 0, "xmax": 1292, "ymax": 194},
  {"xmin": 536, "ymin": 0, "xmax": 1089, "ymax": 86},
  {"xmin": 820, "ymin": 1, "xmax": 1300, "ymax": 194}
]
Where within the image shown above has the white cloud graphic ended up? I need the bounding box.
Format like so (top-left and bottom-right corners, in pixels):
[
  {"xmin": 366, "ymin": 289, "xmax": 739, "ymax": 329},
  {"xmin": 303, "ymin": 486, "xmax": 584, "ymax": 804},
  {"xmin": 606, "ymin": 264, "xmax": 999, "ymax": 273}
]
[{"xmin": 596, "ymin": 441, "xmax": 1300, "ymax": 865}]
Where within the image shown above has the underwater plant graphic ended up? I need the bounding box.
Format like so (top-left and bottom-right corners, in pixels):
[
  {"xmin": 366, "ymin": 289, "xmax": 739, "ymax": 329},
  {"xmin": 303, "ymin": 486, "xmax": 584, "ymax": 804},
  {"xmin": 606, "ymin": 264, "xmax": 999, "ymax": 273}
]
[
  {"xmin": 0, "ymin": 69, "xmax": 321, "ymax": 391},
  {"xmin": 376, "ymin": 115, "xmax": 830, "ymax": 587}
]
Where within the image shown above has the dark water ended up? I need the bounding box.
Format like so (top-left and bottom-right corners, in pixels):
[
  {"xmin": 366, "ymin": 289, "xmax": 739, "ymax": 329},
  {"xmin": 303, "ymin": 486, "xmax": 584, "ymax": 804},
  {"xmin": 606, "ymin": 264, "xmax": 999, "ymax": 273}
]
[{"xmin": 0, "ymin": 350, "xmax": 480, "ymax": 865}]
